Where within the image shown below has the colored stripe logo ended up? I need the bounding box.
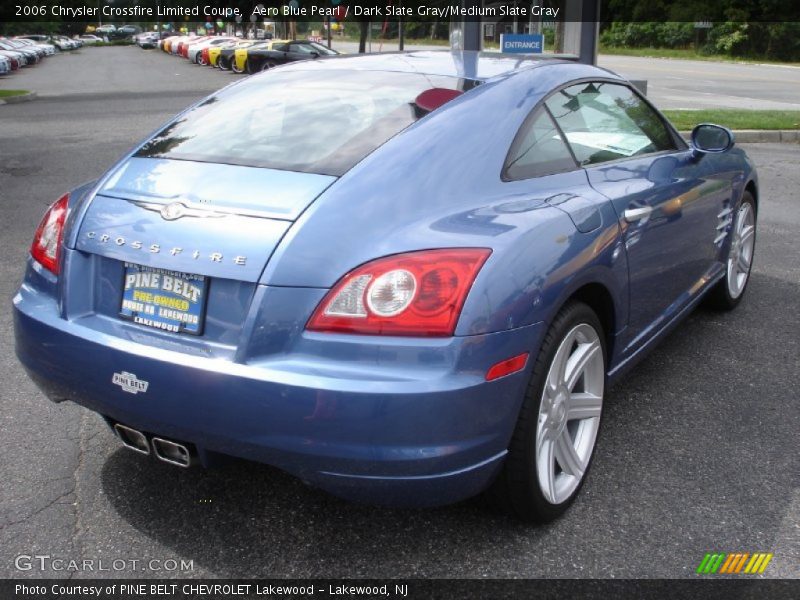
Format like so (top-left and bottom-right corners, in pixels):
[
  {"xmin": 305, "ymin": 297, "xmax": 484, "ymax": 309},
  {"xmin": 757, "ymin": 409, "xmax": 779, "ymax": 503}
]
[{"xmin": 696, "ymin": 552, "xmax": 773, "ymax": 574}]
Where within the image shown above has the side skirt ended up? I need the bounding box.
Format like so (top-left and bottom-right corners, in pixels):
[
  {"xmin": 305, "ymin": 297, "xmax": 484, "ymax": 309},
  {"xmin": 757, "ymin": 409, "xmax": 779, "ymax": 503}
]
[{"xmin": 606, "ymin": 268, "xmax": 725, "ymax": 387}]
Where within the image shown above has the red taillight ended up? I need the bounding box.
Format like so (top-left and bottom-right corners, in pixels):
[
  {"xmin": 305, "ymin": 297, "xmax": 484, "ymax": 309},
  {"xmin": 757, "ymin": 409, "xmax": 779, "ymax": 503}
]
[
  {"xmin": 30, "ymin": 193, "xmax": 69, "ymax": 275},
  {"xmin": 307, "ymin": 248, "xmax": 491, "ymax": 337}
]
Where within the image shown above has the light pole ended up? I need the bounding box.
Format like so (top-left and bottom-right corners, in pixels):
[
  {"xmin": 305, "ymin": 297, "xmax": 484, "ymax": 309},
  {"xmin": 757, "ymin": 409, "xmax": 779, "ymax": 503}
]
[
  {"xmin": 399, "ymin": 0, "xmax": 405, "ymax": 51},
  {"xmin": 98, "ymin": 0, "xmax": 115, "ymax": 28}
]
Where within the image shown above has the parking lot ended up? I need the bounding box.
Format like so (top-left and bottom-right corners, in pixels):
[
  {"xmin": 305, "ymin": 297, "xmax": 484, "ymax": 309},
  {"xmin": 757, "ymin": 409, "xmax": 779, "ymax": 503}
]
[{"xmin": 0, "ymin": 47, "xmax": 798, "ymax": 579}]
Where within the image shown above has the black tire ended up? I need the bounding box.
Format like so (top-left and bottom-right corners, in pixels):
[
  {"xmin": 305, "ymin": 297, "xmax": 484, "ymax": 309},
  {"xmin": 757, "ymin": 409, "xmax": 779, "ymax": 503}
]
[
  {"xmin": 231, "ymin": 57, "xmax": 244, "ymax": 74},
  {"xmin": 261, "ymin": 60, "xmax": 277, "ymax": 72},
  {"xmin": 705, "ymin": 191, "xmax": 757, "ymax": 311},
  {"xmin": 488, "ymin": 301, "xmax": 606, "ymax": 523},
  {"xmin": 218, "ymin": 57, "xmax": 229, "ymax": 71}
]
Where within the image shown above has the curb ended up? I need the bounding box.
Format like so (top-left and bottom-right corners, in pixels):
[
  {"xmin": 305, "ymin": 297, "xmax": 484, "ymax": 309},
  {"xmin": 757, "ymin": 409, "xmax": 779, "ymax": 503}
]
[
  {"xmin": 680, "ymin": 129, "xmax": 800, "ymax": 143},
  {"xmin": 0, "ymin": 91, "xmax": 37, "ymax": 105}
]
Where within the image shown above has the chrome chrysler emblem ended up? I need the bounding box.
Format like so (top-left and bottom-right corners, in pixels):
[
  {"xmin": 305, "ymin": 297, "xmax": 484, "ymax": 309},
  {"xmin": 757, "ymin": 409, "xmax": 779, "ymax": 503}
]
[
  {"xmin": 160, "ymin": 202, "xmax": 185, "ymax": 221},
  {"xmin": 133, "ymin": 200, "xmax": 226, "ymax": 221}
]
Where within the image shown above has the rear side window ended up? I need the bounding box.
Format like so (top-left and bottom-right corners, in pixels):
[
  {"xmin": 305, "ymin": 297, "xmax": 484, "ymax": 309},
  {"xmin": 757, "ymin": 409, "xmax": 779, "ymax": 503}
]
[
  {"xmin": 135, "ymin": 69, "xmax": 471, "ymax": 176},
  {"xmin": 289, "ymin": 43, "xmax": 314, "ymax": 54},
  {"xmin": 504, "ymin": 109, "xmax": 577, "ymax": 181},
  {"xmin": 545, "ymin": 82, "xmax": 676, "ymax": 166}
]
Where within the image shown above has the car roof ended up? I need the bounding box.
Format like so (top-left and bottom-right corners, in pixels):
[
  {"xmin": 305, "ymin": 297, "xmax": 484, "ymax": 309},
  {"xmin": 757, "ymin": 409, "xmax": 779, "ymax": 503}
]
[{"xmin": 280, "ymin": 50, "xmax": 574, "ymax": 82}]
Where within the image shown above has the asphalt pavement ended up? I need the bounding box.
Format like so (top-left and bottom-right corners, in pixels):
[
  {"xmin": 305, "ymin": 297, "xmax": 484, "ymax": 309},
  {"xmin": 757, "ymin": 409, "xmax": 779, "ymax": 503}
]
[
  {"xmin": 597, "ymin": 54, "xmax": 800, "ymax": 111},
  {"xmin": 0, "ymin": 47, "xmax": 798, "ymax": 580},
  {"xmin": 5, "ymin": 41, "xmax": 800, "ymax": 111},
  {"xmin": 327, "ymin": 40, "xmax": 800, "ymax": 110}
]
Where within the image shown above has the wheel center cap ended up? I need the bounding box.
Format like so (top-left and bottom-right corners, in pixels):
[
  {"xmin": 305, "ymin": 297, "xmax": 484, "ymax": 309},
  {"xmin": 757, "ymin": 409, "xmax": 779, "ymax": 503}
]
[{"xmin": 551, "ymin": 388, "xmax": 568, "ymax": 431}]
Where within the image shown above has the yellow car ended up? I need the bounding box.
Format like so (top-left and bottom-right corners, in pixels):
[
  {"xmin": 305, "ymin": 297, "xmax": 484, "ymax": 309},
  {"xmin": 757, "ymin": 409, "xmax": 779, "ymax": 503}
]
[
  {"xmin": 208, "ymin": 40, "xmax": 250, "ymax": 70},
  {"xmin": 233, "ymin": 40, "xmax": 289, "ymax": 74}
]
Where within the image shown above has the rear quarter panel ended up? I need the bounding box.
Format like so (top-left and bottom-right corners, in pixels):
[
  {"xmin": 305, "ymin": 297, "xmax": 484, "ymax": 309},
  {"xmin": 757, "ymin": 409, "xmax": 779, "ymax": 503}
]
[{"xmin": 263, "ymin": 62, "xmax": 629, "ymax": 337}]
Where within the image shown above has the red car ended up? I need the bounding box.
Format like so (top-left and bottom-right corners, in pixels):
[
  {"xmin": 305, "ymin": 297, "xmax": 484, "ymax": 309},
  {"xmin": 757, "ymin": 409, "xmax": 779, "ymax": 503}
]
[
  {"xmin": 0, "ymin": 50, "xmax": 21, "ymax": 71},
  {"xmin": 175, "ymin": 36, "xmax": 207, "ymax": 58}
]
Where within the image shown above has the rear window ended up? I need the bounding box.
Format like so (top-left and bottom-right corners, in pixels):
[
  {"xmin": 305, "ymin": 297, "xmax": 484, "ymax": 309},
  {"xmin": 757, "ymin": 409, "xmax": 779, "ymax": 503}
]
[{"xmin": 136, "ymin": 69, "xmax": 473, "ymax": 176}]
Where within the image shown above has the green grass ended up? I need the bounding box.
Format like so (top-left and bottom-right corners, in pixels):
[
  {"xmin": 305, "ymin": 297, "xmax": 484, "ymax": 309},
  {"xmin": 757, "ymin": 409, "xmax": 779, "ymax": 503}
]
[
  {"xmin": 0, "ymin": 89, "xmax": 30, "ymax": 98},
  {"xmin": 662, "ymin": 109, "xmax": 800, "ymax": 131},
  {"xmin": 600, "ymin": 45, "xmax": 800, "ymax": 66}
]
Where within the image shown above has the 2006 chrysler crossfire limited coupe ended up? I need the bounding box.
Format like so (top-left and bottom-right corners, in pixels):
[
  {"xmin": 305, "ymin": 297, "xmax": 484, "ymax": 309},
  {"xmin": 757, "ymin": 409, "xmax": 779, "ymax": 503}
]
[{"xmin": 14, "ymin": 51, "xmax": 758, "ymax": 521}]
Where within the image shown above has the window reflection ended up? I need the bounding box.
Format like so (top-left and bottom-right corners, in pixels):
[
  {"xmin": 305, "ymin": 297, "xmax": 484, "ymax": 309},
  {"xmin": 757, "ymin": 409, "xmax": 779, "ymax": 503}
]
[
  {"xmin": 545, "ymin": 82, "xmax": 676, "ymax": 166},
  {"xmin": 136, "ymin": 70, "xmax": 472, "ymax": 176}
]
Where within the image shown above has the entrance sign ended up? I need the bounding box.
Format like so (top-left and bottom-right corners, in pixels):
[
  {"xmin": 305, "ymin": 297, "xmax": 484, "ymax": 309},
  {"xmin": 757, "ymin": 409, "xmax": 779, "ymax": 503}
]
[{"xmin": 500, "ymin": 33, "xmax": 544, "ymax": 54}]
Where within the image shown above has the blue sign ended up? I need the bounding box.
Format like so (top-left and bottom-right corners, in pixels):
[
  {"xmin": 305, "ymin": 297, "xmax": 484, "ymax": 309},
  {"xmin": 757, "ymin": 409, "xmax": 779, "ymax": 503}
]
[
  {"xmin": 500, "ymin": 33, "xmax": 544, "ymax": 54},
  {"xmin": 120, "ymin": 263, "xmax": 208, "ymax": 335}
]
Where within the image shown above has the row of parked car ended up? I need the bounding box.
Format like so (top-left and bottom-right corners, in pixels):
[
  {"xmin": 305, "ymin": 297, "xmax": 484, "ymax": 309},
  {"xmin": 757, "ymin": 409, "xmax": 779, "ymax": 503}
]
[
  {"xmin": 0, "ymin": 35, "xmax": 83, "ymax": 75},
  {"xmin": 93, "ymin": 23, "xmax": 143, "ymax": 39},
  {"xmin": 151, "ymin": 34, "xmax": 340, "ymax": 75}
]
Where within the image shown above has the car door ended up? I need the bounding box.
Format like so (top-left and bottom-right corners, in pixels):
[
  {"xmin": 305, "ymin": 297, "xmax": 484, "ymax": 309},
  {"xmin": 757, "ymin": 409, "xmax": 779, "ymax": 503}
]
[
  {"xmin": 501, "ymin": 104, "xmax": 630, "ymax": 331},
  {"xmin": 545, "ymin": 81, "xmax": 729, "ymax": 356},
  {"xmin": 286, "ymin": 42, "xmax": 317, "ymax": 62}
]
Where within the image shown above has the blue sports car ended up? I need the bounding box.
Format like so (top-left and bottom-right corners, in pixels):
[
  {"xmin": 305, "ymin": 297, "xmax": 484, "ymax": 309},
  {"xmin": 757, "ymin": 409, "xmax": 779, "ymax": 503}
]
[{"xmin": 13, "ymin": 51, "xmax": 757, "ymax": 521}]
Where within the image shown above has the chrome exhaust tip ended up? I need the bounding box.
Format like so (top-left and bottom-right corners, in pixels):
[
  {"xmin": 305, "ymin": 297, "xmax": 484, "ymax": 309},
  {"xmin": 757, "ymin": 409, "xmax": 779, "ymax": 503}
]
[
  {"xmin": 151, "ymin": 437, "xmax": 192, "ymax": 468},
  {"xmin": 114, "ymin": 423, "xmax": 150, "ymax": 455}
]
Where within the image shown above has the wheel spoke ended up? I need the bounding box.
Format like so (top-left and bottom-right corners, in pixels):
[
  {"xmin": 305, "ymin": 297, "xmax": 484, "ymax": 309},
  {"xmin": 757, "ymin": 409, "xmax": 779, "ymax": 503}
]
[
  {"xmin": 564, "ymin": 340, "xmax": 601, "ymax": 391},
  {"xmin": 554, "ymin": 431, "xmax": 584, "ymax": 478},
  {"xmin": 541, "ymin": 384, "xmax": 555, "ymax": 413},
  {"xmin": 536, "ymin": 433, "xmax": 557, "ymax": 502},
  {"xmin": 548, "ymin": 331, "xmax": 575, "ymax": 392},
  {"xmin": 736, "ymin": 208, "xmax": 747, "ymax": 235},
  {"xmin": 567, "ymin": 392, "xmax": 602, "ymax": 421},
  {"xmin": 739, "ymin": 224, "xmax": 755, "ymax": 248},
  {"xmin": 737, "ymin": 252, "xmax": 750, "ymax": 272}
]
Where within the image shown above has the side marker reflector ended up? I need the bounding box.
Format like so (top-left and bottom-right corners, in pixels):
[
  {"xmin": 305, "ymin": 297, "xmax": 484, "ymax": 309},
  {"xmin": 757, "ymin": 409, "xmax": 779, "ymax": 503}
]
[{"xmin": 486, "ymin": 352, "xmax": 529, "ymax": 381}]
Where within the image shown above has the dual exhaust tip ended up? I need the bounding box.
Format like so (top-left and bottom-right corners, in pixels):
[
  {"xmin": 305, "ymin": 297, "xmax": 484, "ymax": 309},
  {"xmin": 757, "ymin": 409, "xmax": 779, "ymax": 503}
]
[{"xmin": 113, "ymin": 423, "xmax": 194, "ymax": 468}]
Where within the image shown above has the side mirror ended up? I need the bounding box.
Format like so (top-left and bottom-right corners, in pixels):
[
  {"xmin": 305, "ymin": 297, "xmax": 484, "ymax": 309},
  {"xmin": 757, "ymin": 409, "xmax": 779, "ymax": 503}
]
[{"xmin": 691, "ymin": 123, "xmax": 735, "ymax": 157}]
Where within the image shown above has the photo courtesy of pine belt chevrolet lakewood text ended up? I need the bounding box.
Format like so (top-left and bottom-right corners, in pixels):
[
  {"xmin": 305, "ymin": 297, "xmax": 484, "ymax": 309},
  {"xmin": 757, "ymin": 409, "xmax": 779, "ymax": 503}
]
[{"xmin": 13, "ymin": 51, "xmax": 757, "ymax": 522}]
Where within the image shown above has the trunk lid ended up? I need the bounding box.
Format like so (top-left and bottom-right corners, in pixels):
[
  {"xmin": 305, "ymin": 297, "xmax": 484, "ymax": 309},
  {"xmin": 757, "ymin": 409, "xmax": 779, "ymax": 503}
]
[{"xmin": 74, "ymin": 158, "xmax": 336, "ymax": 282}]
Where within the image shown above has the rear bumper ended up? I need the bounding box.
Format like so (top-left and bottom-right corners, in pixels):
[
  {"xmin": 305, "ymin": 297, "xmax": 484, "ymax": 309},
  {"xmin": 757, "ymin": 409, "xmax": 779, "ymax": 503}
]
[{"xmin": 13, "ymin": 276, "xmax": 543, "ymax": 507}]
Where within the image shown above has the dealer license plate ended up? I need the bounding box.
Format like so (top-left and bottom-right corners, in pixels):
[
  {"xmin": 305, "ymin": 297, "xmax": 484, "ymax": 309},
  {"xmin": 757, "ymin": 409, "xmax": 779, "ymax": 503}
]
[{"xmin": 120, "ymin": 263, "xmax": 207, "ymax": 335}]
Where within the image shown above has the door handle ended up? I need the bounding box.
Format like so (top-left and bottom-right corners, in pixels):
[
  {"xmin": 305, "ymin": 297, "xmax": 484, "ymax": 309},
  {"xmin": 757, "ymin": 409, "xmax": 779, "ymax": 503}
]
[{"xmin": 624, "ymin": 206, "xmax": 653, "ymax": 222}]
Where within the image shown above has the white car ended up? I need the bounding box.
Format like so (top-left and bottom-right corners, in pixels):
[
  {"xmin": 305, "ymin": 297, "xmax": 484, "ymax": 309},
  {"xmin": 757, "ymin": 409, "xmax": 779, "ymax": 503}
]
[
  {"xmin": 79, "ymin": 35, "xmax": 104, "ymax": 45},
  {"xmin": 187, "ymin": 37, "xmax": 236, "ymax": 64},
  {"xmin": 53, "ymin": 36, "xmax": 80, "ymax": 50},
  {"xmin": 0, "ymin": 55, "xmax": 10, "ymax": 75},
  {"xmin": 15, "ymin": 38, "xmax": 56, "ymax": 55},
  {"xmin": 135, "ymin": 33, "xmax": 160, "ymax": 49},
  {"xmin": 0, "ymin": 38, "xmax": 42, "ymax": 63}
]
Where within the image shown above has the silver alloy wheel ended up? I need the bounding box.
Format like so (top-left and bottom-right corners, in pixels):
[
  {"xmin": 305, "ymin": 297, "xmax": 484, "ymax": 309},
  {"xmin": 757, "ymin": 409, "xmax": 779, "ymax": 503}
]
[
  {"xmin": 536, "ymin": 323, "xmax": 604, "ymax": 504},
  {"xmin": 727, "ymin": 202, "xmax": 755, "ymax": 299}
]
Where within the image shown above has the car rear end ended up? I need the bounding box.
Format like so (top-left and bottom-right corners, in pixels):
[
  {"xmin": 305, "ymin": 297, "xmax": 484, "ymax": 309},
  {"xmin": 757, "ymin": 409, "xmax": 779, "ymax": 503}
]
[{"xmin": 13, "ymin": 64, "xmax": 537, "ymax": 507}]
